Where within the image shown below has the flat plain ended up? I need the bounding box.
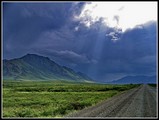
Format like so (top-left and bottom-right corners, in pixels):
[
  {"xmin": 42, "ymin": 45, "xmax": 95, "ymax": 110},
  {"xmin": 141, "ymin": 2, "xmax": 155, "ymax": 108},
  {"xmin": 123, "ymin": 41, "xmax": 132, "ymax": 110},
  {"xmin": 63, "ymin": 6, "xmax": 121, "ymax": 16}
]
[{"xmin": 3, "ymin": 80, "xmax": 139, "ymax": 118}]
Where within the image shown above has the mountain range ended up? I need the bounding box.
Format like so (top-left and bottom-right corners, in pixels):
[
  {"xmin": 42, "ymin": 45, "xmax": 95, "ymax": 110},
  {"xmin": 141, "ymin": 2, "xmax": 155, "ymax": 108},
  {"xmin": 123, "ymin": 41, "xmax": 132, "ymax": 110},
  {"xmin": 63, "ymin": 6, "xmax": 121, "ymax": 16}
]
[
  {"xmin": 3, "ymin": 53, "xmax": 156, "ymax": 84},
  {"xmin": 3, "ymin": 54, "xmax": 93, "ymax": 82},
  {"xmin": 107, "ymin": 75, "xmax": 156, "ymax": 84}
]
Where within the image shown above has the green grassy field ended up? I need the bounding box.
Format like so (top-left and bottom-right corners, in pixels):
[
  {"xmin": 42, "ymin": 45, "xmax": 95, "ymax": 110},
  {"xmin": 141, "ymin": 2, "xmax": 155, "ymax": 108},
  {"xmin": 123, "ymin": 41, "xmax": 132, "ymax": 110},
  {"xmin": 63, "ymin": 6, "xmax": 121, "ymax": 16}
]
[{"xmin": 2, "ymin": 80, "xmax": 139, "ymax": 118}]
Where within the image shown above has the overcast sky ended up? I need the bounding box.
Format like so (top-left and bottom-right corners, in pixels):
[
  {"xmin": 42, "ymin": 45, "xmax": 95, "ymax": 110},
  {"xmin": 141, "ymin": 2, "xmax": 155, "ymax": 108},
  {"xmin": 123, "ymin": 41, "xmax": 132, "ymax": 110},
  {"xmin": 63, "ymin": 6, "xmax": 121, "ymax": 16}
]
[{"xmin": 3, "ymin": 2, "xmax": 157, "ymax": 82}]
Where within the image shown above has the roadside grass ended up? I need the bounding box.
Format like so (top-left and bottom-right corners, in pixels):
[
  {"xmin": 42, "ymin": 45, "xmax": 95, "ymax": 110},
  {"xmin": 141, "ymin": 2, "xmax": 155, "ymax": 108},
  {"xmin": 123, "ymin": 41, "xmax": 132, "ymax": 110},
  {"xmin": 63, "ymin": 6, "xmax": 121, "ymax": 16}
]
[
  {"xmin": 3, "ymin": 80, "xmax": 139, "ymax": 118},
  {"xmin": 148, "ymin": 84, "xmax": 157, "ymax": 87}
]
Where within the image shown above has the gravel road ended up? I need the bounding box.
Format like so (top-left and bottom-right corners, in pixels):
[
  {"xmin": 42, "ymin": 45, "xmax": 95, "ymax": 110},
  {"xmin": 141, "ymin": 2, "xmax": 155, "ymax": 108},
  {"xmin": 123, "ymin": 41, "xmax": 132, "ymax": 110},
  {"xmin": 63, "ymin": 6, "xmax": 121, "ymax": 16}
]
[{"xmin": 65, "ymin": 84, "xmax": 157, "ymax": 118}]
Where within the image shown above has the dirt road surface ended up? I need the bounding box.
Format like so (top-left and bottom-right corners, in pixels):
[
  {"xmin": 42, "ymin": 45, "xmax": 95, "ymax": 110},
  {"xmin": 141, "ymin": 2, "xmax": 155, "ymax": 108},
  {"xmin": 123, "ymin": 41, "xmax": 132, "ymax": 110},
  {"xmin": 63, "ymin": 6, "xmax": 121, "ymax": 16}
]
[{"xmin": 66, "ymin": 84, "xmax": 157, "ymax": 118}]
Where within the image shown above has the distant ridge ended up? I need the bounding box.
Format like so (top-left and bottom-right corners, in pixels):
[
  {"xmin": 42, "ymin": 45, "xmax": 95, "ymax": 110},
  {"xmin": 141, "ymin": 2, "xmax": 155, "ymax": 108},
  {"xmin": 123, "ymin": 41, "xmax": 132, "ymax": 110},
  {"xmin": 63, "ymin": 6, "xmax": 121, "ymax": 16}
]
[
  {"xmin": 3, "ymin": 53, "xmax": 93, "ymax": 82},
  {"xmin": 108, "ymin": 75, "xmax": 156, "ymax": 84}
]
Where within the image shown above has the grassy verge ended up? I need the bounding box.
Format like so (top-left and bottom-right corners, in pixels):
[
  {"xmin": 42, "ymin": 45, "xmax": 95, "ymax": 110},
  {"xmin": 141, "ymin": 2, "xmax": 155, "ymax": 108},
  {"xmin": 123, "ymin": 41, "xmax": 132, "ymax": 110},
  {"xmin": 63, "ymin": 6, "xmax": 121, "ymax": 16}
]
[
  {"xmin": 3, "ymin": 80, "xmax": 139, "ymax": 118},
  {"xmin": 148, "ymin": 83, "xmax": 157, "ymax": 87}
]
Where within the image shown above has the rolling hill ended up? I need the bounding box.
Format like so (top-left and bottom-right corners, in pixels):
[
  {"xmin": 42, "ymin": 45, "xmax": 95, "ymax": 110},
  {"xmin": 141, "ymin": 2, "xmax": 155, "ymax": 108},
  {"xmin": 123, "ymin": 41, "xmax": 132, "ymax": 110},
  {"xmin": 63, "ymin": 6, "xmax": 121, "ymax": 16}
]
[{"xmin": 3, "ymin": 54, "xmax": 93, "ymax": 82}]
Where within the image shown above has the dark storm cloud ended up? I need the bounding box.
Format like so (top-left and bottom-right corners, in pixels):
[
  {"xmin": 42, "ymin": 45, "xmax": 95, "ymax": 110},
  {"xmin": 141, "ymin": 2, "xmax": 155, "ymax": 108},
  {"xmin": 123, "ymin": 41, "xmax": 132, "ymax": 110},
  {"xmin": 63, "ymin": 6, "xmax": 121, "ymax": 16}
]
[
  {"xmin": 3, "ymin": 2, "xmax": 156, "ymax": 82},
  {"xmin": 3, "ymin": 2, "xmax": 83, "ymax": 59},
  {"xmin": 37, "ymin": 49, "xmax": 94, "ymax": 64},
  {"xmin": 84, "ymin": 21, "xmax": 156, "ymax": 81}
]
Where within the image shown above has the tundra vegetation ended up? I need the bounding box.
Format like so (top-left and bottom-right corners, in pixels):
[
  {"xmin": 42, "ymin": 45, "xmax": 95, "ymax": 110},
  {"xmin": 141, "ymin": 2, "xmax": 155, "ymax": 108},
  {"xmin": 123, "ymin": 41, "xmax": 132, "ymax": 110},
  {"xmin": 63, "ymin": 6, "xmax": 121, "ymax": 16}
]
[{"xmin": 3, "ymin": 80, "xmax": 139, "ymax": 118}]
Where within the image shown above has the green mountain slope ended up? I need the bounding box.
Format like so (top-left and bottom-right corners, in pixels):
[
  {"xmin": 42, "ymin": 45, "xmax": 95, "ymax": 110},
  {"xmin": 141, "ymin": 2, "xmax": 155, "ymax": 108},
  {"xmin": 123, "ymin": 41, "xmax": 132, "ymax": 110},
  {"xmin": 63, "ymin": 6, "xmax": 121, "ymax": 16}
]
[{"xmin": 3, "ymin": 54, "xmax": 93, "ymax": 82}]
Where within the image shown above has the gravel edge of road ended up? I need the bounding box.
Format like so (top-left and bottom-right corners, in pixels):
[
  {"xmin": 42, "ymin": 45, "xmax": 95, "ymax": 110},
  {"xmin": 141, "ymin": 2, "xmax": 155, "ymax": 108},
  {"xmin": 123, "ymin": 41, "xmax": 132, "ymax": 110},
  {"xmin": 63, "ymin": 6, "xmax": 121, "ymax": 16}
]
[{"xmin": 65, "ymin": 84, "xmax": 157, "ymax": 118}]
